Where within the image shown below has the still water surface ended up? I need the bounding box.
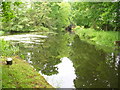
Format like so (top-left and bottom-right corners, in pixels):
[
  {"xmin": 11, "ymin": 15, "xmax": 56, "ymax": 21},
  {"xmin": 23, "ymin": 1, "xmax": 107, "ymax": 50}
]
[
  {"xmin": 1, "ymin": 32, "xmax": 119, "ymax": 88},
  {"xmin": 39, "ymin": 57, "xmax": 76, "ymax": 88}
]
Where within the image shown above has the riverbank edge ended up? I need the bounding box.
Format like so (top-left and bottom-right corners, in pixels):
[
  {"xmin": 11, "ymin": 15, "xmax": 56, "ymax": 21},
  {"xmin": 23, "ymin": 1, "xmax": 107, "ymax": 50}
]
[
  {"xmin": 1, "ymin": 56, "xmax": 54, "ymax": 88},
  {"xmin": 74, "ymin": 27, "xmax": 119, "ymax": 52}
]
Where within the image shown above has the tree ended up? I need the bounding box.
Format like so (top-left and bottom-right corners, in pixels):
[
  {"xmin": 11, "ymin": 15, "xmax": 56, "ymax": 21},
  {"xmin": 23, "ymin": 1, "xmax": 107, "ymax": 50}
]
[
  {"xmin": 71, "ymin": 2, "xmax": 118, "ymax": 31},
  {"xmin": 1, "ymin": 2, "xmax": 52, "ymax": 32},
  {"xmin": 49, "ymin": 2, "xmax": 72, "ymax": 31}
]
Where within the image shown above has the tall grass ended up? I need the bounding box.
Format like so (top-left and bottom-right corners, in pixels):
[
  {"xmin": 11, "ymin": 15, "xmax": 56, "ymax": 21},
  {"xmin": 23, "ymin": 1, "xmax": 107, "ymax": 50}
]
[
  {"xmin": 0, "ymin": 40, "xmax": 19, "ymax": 56},
  {"xmin": 74, "ymin": 26, "xmax": 119, "ymax": 47}
]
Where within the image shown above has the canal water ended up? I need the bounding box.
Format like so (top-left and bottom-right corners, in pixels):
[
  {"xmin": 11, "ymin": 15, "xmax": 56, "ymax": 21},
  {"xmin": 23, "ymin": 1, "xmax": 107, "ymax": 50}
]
[{"xmin": 0, "ymin": 32, "xmax": 119, "ymax": 88}]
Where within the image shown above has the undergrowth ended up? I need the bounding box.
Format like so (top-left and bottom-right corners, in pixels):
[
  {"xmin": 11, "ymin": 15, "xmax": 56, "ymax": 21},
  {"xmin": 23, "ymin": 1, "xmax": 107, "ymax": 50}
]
[
  {"xmin": 0, "ymin": 40, "xmax": 19, "ymax": 56},
  {"xmin": 74, "ymin": 26, "xmax": 119, "ymax": 47}
]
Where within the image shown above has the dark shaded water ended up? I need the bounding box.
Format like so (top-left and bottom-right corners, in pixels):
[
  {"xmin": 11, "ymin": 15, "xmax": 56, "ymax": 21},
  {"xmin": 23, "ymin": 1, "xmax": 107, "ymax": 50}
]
[{"xmin": 1, "ymin": 32, "xmax": 119, "ymax": 88}]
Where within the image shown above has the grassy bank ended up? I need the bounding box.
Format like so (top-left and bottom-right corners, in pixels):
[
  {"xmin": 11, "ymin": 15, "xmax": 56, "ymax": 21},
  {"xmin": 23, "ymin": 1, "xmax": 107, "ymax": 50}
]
[
  {"xmin": 1, "ymin": 56, "xmax": 53, "ymax": 88},
  {"xmin": 0, "ymin": 40, "xmax": 53, "ymax": 88},
  {"xmin": 74, "ymin": 26, "xmax": 119, "ymax": 48}
]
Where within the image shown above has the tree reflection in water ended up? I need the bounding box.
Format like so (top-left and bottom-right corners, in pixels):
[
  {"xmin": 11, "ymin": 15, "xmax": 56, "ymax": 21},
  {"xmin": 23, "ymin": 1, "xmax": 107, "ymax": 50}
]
[
  {"xmin": 18, "ymin": 33, "xmax": 118, "ymax": 88},
  {"xmin": 70, "ymin": 35, "xmax": 118, "ymax": 88},
  {"xmin": 19, "ymin": 32, "xmax": 70, "ymax": 76}
]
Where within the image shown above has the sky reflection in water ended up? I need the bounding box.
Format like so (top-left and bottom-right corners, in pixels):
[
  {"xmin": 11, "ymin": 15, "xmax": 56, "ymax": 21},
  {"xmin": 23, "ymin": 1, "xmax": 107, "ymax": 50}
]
[{"xmin": 39, "ymin": 57, "xmax": 76, "ymax": 88}]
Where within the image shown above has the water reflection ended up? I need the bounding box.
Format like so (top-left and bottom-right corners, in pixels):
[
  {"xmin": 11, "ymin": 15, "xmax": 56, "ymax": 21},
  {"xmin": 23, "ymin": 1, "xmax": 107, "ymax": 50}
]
[
  {"xmin": 19, "ymin": 32, "xmax": 71, "ymax": 75},
  {"xmin": 70, "ymin": 35, "xmax": 118, "ymax": 88},
  {"xmin": 1, "ymin": 32, "xmax": 118, "ymax": 88},
  {"xmin": 18, "ymin": 32, "xmax": 77, "ymax": 88},
  {"xmin": 40, "ymin": 57, "xmax": 76, "ymax": 88}
]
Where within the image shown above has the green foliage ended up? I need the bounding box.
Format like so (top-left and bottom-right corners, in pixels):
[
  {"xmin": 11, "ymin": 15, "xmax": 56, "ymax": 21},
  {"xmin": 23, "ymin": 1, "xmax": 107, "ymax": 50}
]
[
  {"xmin": 1, "ymin": 2, "xmax": 118, "ymax": 32},
  {"xmin": 49, "ymin": 2, "xmax": 72, "ymax": 31},
  {"xmin": 38, "ymin": 26, "xmax": 49, "ymax": 32},
  {"xmin": 25, "ymin": 2, "xmax": 51, "ymax": 31},
  {"xmin": 1, "ymin": 2, "xmax": 23, "ymax": 31},
  {"xmin": 0, "ymin": 40, "xmax": 19, "ymax": 56},
  {"xmin": 1, "ymin": 2, "xmax": 51, "ymax": 32},
  {"xmin": 0, "ymin": 31, "xmax": 5, "ymax": 36},
  {"xmin": 1, "ymin": 2, "xmax": 72, "ymax": 32},
  {"xmin": 75, "ymin": 27, "xmax": 119, "ymax": 47},
  {"xmin": 71, "ymin": 2, "xmax": 118, "ymax": 31},
  {"xmin": 2, "ymin": 2, "xmax": 15, "ymax": 22}
]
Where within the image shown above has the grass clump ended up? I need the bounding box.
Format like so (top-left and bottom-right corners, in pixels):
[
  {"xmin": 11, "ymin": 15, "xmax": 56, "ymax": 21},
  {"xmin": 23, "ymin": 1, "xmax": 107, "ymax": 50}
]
[
  {"xmin": 1, "ymin": 56, "xmax": 53, "ymax": 88},
  {"xmin": 0, "ymin": 40, "xmax": 19, "ymax": 56},
  {"xmin": 74, "ymin": 27, "xmax": 119, "ymax": 47}
]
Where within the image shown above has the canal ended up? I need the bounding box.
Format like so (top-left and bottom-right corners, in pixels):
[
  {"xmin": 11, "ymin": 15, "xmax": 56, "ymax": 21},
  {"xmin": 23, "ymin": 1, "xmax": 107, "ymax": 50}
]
[{"xmin": 0, "ymin": 31, "xmax": 118, "ymax": 88}]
